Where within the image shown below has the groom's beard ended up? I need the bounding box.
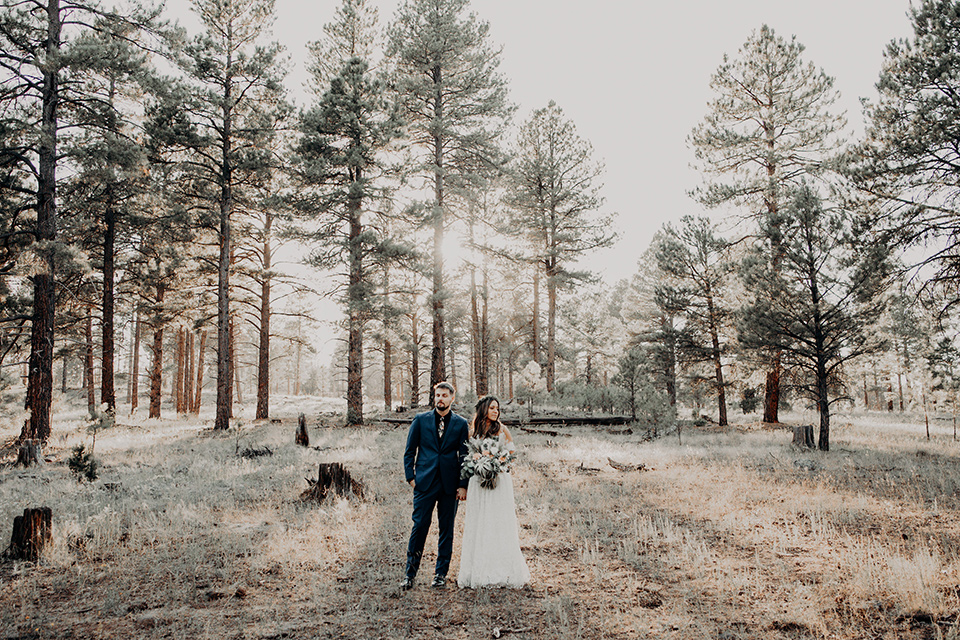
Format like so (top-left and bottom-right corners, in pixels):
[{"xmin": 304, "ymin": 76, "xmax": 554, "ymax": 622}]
[{"xmin": 436, "ymin": 400, "xmax": 450, "ymax": 414}]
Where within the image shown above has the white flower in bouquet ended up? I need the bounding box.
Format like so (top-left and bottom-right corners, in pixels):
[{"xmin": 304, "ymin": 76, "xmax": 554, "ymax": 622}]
[{"xmin": 460, "ymin": 436, "xmax": 516, "ymax": 489}]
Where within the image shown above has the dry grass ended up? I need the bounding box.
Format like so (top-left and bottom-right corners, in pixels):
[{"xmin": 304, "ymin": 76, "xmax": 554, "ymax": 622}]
[{"xmin": 2, "ymin": 398, "xmax": 960, "ymax": 639}]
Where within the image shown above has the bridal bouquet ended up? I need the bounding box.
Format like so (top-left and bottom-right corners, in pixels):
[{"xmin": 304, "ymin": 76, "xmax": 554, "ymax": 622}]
[{"xmin": 461, "ymin": 437, "xmax": 516, "ymax": 489}]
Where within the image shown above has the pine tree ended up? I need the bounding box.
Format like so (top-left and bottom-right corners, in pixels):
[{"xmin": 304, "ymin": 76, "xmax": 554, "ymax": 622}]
[
  {"xmin": 167, "ymin": 0, "xmax": 288, "ymax": 430},
  {"xmin": 654, "ymin": 216, "xmax": 733, "ymax": 426},
  {"xmin": 295, "ymin": 0, "xmax": 406, "ymax": 426},
  {"xmin": 387, "ymin": 0, "xmax": 512, "ymax": 405},
  {"xmin": 509, "ymin": 101, "xmax": 616, "ymax": 391},
  {"xmin": 739, "ymin": 187, "xmax": 891, "ymax": 450},
  {"xmin": 0, "ymin": 0, "xmax": 159, "ymax": 440},
  {"xmin": 690, "ymin": 24, "xmax": 845, "ymax": 424},
  {"xmin": 849, "ymin": 1, "xmax": 960, "ymax": 312}
]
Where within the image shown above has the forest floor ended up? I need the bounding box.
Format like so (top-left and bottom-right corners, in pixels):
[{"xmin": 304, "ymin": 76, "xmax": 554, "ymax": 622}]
[{"xmin": 2, "ymin": 397, "xmax": 960, "ymax": 639}]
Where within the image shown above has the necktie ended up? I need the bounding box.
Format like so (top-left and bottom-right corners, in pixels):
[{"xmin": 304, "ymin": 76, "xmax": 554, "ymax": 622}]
[{"xmin": 437, "ymin": 415, "xmax": 445, "ymax": 440}]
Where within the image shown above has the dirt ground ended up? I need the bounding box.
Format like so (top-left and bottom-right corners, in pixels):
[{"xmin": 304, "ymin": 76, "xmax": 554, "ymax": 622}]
[{"xmin": 2, "ymin": 409, "xmax": 960, "ymax": 639}]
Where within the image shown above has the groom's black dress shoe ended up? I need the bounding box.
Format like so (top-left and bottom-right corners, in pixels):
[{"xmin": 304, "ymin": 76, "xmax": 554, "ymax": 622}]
[
  {"xmin": 431, "ymin": 575, "xmax": 446, "ymax": 588},
  {"xmin": 400, "ymin": 576, "xmax": 414, "ymax": 590}
]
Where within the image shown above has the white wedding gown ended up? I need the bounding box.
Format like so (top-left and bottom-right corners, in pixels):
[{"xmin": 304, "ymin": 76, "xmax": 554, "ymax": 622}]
[{"xmin": 458, "ymin": 433, "xmax": 530, "ymax": 588}]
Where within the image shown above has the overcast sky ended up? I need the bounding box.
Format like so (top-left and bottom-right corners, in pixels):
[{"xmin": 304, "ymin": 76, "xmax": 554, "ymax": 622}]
[
  {"xmin": 275, "ymin": 1, "xmax": 916, "ymax": 279},
  {"xmin": 169, "ymin": 0, "xmax": 916, "ymax": 282}
]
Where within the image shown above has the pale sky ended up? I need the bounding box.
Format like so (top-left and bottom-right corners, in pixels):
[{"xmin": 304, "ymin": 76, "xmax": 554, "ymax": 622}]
[
  {"xmin": 269, "ymin": 0, "xmax": 915, "ymax": 282},
  {"xmin": 168, "ymin": 0, "xmax": 916, "ymax": 283}
]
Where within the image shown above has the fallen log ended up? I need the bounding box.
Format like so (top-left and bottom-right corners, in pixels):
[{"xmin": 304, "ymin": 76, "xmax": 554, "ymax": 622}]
[
  {"xmin": 608, "ymin": 458, "xmax": 649, "ymax": 472},
  {"xmin": 519, "ymin": 427, "xmax": 569, "ymax": 437}
]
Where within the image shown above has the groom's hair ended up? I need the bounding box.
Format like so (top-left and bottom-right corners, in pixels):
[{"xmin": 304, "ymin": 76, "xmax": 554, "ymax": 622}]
[{"xmin": 434, "ymin": 381, "xmax": 456, "ymax": 394}]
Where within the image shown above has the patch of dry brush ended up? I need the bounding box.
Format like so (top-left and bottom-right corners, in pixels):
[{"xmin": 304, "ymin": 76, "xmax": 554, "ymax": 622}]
[{"xmin": 1, "ymin": 408, "xmax": 959, "ymax": 639}]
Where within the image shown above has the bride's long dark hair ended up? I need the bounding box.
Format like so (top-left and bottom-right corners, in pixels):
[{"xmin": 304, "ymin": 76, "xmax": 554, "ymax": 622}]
[{"xmin": 471, "ymin": 395, "xmax": 502, "ymax": 439}]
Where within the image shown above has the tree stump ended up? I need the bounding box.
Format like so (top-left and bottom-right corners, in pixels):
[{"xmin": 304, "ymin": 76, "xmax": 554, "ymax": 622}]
[
  {"xmin": 792, "ymin": 425, "xmax": 815, "ymax": 449},
  {"xmin": 295, "ymin": 413, "xmax": 309, "ymax": 447},
  {"xmin": 15, "ymin": 439, "xmax": 43, "ymax": 467},
  {"xmin": 7, "ymin": 507, "xmax": 52, "ymax": 561},
  {"xmin": 300, "ymin": 462, "xmax": 364, "ymax": 503}
]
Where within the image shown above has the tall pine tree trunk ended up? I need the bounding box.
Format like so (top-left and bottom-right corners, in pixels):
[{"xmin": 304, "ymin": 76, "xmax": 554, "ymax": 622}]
[
  {"xmin": 346, "ymin": 191, "xmax": 363, "ymax": 425},
  {"xmin": 22, "ymin": 0, "xmax": 60, "ymax": 444},
  {"xmin": 479, "ymin": 266, "xmax": 489, "ymax": 395},
  {"xmin": 193, "ymin": 330, "xmax": 206, "ymax": 413},
  {"xmin": 130, "ymin": 311, "xmax": 140, "ymax": 414},
  {"xmin": 149, "ymin": 286, "xmax": 165, "ymax": 419},
  {"xmin": 185, "ymin": 330, "xmax": 194, "ymax": 414},
  {"xmin": 101, "ymin": 199, "xmax": 116, "ymax": 412},
  {"xmin": 430, "ymin": 102, "xmax": 446, "ymax": 405},
  {"xmin": 174, "ymin": 327, "xmax": 185, "ymax": 414},
  {"xmin": 707, "ymin": 292, "xmax": 727, "ymax": 426},
  {"xmin": 256, "ymin": 211, "xmax": 272, "ymax": 420},
  {"xmin": 214, "ymin": 58, "xmax": 233, "ymax": 431},
  {"xmin": 531, "ymin": 263, "xmax": 540, "ymax": 364},
  {"xmin": 470, "ymin": 266, "xmax": 481, "ymax": 396},
  {"xmin": 546, "ymin": 259, "xmax": 557, "ymax": 392},
  {"xmin": 410, "ymin": 305, "xmax": 420, "ymax": 407},
  {"xmin": 85, "ymin": 313, "xmax": 95, "ymax": 417},
  {"xmin": 384, "ymin": 338, "xmax": 392, "ymax": 411}
]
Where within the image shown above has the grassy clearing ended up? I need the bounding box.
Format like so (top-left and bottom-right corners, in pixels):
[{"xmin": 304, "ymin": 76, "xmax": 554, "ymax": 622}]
[{"xmin": 2, "ymin": 399, "xmax": 960, "ymax": 639}]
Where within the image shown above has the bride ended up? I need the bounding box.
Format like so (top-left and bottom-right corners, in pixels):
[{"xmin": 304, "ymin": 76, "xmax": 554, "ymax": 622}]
[{"xmin": 458, "ymin": 395, "xmax": 530, "ymax": 588}]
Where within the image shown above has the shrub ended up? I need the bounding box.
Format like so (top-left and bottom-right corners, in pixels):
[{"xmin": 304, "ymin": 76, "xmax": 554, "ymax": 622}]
[{"xmin": 67, "ymin": 444, "xmax": 98, "ymax": 482}]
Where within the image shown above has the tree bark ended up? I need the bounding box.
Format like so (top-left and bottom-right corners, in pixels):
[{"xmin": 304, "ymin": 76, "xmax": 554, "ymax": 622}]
[
  {"xmin": 214, "ymin": 47, "xmax": 234, "ymax": 431},
  {"xmin": 185, "ymin": 330, "xmax": 194, "ymax": 414},
  {"xmin": 16, "ymin": 440, "xmax": 43, "ymax": 467},
  {"xmin": 763, "ymin": 359, "xmax": 781, "ymax": 424},
  {"xmin": 546, "ymin": 258, "xmax": 557, "ymax": 392},
  {"xmin": 174, "ymin": 326, "xmax": 185, "ymax": 413},
  {"xmin": 480, "ymin": 266, "xmax": 489, "ymax": 395},
  {"xmin": 346, "ymin": 189, "xmax": 363, "ymax": 425},
  {"xmin": 429, "ymin": 70, "xmax": 447, "ymax": 408},
  {"xmin": 707, "ymin": 292, "xmax": 728, "ymax": 426},
  {"xmin": 85, "ymin": 312, "xmax": 95, "ymax": 417},
  {"xmin": 256, "ymin": 210, "xmax": 272, "ymax": 420},
  {"xmin": 148, "ymin": 286, "xmax": 165, "ymax": 419},
  {"xmin": 193, "ymin": 330, "xmax": 207, "ymax": 413},
  {"xmin": 410, "ymin": 303, "xmax": 420, "ymax": 407},
  {"xmin": 101, "ymin": 198, "xmax": 116, "ymax": 412},
  {"xmin": 296, "ymin": 413, "xmax": 309, "ymax": 447},
  {"xmin": 8, "ymin": 507, "xmax": 52, "ymax": 561},
  {"xmin": 531, "ymin": 263, "xmax": 540, "ymax": 365},
  {"xmin": 383, "ymin": 338, "xmax": 392, "ymax": 411},
  {"xmin": 22, "ymin": 0, "xmax": 60, "ymax": 444},
  {"xmin": 130, "ymin": 311, "xmax": 140, "ymax": 414}
]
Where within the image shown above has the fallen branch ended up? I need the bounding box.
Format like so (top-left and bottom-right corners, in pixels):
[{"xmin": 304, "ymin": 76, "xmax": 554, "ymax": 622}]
[{"xmin": 607, "ymin": 458, "xmax": 649, "ymax": 472}]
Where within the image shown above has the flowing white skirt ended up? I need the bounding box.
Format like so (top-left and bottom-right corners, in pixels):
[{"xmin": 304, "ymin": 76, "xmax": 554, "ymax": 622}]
[{"xmin": 457, "ymin": 472, "xmax": 530, "ymax": 588}]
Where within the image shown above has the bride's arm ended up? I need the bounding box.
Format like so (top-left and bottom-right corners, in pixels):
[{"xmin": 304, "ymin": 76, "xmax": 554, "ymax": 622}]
[{"xmin": 502, "ymin": 425, "xmax": 515, "ymax": 452}]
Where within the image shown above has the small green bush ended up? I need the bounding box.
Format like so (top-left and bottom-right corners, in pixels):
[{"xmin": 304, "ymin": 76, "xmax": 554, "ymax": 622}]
[{"xmin": 67, "ymin": 444, "xmax": 98, "ymax": 482}]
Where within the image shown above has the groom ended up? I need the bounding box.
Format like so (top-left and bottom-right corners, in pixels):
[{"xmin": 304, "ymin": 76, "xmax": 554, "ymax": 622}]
[{"xmin": 401, "ymin": 381, "xmax": 469, "ymax": 590}]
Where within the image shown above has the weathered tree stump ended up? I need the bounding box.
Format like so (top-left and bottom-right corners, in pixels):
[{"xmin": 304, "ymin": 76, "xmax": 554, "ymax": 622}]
[
  {"xmin": 295, "ymin": 413, "xmax": 309, "ymax": 447},
  {"xmin": 15, "ymin": 439, "xmax": 43, "ymax": 467},
  {"xmin": 792, "ymin": 425, "xmax": 815, "ymax": 449},
  {"xmin": 300, "ymin": 462, "xmax": 364, "ymax": 503},
  {"xmin": 7, "ymin": 507, "xmax": 52, "ymax": 561}
]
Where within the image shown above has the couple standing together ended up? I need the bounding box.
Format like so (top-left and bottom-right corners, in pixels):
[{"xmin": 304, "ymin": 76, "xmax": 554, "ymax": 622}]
[{"xmin": 401, "ymin": 382, "xmax": 530, "ymax": 590}]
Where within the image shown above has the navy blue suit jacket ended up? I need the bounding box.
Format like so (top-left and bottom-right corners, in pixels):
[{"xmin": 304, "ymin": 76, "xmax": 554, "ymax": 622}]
[{"xmin": 404, "ymin": 410, "xmax": 470, "ymax": 494}]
